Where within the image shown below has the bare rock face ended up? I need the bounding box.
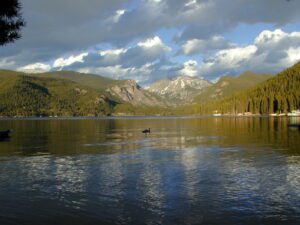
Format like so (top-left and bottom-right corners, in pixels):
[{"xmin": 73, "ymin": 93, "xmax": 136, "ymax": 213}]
[
  {"xmin": 106, "ymin": 80, "xmax": 165, "ymax": 106},
  {"xmin": 148, "ymin": 76, "xmax": 212, "ymax": 102}
]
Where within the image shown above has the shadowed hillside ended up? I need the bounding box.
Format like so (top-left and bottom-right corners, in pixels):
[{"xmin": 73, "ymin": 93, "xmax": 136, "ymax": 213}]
[{"xmin": 0, "ymin": 73, "xmax": 115, "ymax": 116}]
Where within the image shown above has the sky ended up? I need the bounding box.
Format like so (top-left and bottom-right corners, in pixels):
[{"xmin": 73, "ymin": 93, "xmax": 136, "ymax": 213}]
[{"xmin": 1, "ymin": 0, "xmax": 300, "ymax": 85}]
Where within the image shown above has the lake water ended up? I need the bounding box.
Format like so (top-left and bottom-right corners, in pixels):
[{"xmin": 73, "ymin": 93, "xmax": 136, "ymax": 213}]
[{"xmin": 0, "ymin": 117, "xmax": 300, "ymax": 225}]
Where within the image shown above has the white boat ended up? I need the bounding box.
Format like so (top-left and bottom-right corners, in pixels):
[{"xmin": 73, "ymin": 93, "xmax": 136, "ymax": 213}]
[{"xmin": 287, "ymin": 110, "xmax": 300, "ymax": 117}]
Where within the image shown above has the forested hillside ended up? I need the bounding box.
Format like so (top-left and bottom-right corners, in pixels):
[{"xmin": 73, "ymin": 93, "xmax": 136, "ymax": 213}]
[
  {"xmin": 35, "ymin": 71, "xmax": 119, "ymax": 91},
  {"xmin": 193, "ymin": 72, "xmax": 273, "ymax": 103},
  {"xmin": 0, "ymin": 74, "xmax": 115, "ymax": 116},
  {"xmin": 182, "ymin": 62, "xmax": 300, "ymax": 115},
  {"xmin": 0, "ymin": 61, "xmax": 299, "ymax": 117}
]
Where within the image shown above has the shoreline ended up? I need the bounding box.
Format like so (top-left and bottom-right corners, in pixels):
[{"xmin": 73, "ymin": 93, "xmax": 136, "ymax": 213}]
[{"xmin": 0, "ymin": 114, "xmax": 294, "ymax": 120}]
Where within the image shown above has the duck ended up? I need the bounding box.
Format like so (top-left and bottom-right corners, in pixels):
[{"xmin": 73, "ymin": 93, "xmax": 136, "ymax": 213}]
[
  {"xmin": 142, "ymin": 128, "xmax": 150, "ymax": 134},
  {"xmin": 0, "ymin": 129, "xmax": 11, "ymax": 139}
]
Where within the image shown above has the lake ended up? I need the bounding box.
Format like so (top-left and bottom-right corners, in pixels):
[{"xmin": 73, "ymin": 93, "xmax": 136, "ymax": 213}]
[{"xmin": 0, "ymin": 116, "xmax": 300, "ymax": 224}]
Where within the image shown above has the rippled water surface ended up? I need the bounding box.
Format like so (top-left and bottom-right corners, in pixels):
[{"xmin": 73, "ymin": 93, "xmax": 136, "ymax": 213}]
[{"xmin": 0, "ymin": 117, "xmax": 300, "ymax": 225}]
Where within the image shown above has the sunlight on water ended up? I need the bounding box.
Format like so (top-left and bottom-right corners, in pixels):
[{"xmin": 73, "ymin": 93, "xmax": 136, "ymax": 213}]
[{"xmin": 0, "ymin": 117, "xmax": 300, "ymax": 224}]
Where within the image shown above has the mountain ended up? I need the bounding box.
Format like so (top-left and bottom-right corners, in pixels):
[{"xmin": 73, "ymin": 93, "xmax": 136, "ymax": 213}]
[
  {"xmin": 32, "ymin": 71, "xmax": 119, "ymax": 91},
  {"xmin": 0, "ymin": 70, "xmax": 117, "ymax": 91},
  {"xmin": 148, "ymin": 75, "xmax": 212, "ymax": 103},
  {"xmin": 0, "ymin": 72, "xmax": 115, "ymax": 116},
  {"xmin": 0, "ymin": 63, "xmax": 298, "ymax": 117},
  {"xmin": 0, "ymin": 70, "xmax": 167, "ymax": 116},
  {"xmin": 187, "ymin": 62, "xmax": 300, "ymax": 115},
  {"xmin": 193, "ymin": 71, "xmax": 273, "ymax": 103},
  {"xmin": 106, "ymin": 79, "xmax": 166, "ymax": 107},
  {"xmin": 36, "ymin": 71, "xmax": 167, "ymax": 107},
  {"xmin": 1, "ymin": 70, "xmax": 167, "ymax": 106}
]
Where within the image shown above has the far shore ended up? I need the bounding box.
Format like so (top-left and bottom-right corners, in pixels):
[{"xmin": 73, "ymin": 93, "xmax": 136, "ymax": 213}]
[{"xmin": 0, "ymin": 114, "xmax": 296, "ymax": 120}]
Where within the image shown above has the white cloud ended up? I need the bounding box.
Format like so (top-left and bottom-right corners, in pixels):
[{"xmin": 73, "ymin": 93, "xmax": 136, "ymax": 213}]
[
  {"xmin": 79, "ymin": 36, "xmax": 171, "ymax": 68},
  {"xmin": 185, "ymin": 0, "xmax": 197, "ymax": 7},
  {"xmin": 198, "ymin": 29, "xmax": 300, "ymax": 79},
  {"xmin": 254, "ymin": 29, "xmax": 288, "ymax": 46},
  {"xmin": 111, "ymin": 9, "xmax": 126, "ymax": 23},
  {"xmin": 180, "ymin": 60, "xmax": 199, "ymax": 77},
  {"xmin": 77, "ymin": 63, "xmax": 153, "ymax": 83},
  {"xmin": 99, "ymin": 48, "xmax": 127, "ymax": 56},
  {"xmin": 9, "ymin": 27, "xmax": 300, "ymax": 85},
  {"xmin": 78, "ymin": 65, "xmax": 129, "ymax": 80},
  {"xmin": 138, "ymin": 36, "xmax": 171, "ymax": 51},
  {"xmin": 217, "ymin": 46, "xmax": 257, "ymax": 67},
  {"xmin": 53, "ymin": 52, "xmax": 88, "ymax": 68},
  {"xmin": 2, "ymin": 0, "xmax": 300, "ymax": 70},
  {"xmin": 0, "ymin": 58, "xmax": 15, "ymax": 69},
  {"xmin": 286, "ymin": 47, "xmax": 300, "ymax": 65},
  {"xmin": 13, "ymin": 35, "xmax": 173, "ymax": 83},
  {"xmin": 18, "ymin": 63, "xmax": 51, "ymax": 73},
  {"xmin": 182, "ymin": 36, "xmax": 235, "ymax": 55},
  {"xmin": 198, "ymin": 45, "xmax": 257, "ymax": 76}
]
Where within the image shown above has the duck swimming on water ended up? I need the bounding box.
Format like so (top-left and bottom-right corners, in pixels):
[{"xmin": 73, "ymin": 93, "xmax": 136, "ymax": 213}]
[
  {"xmin": 0, "ymin": 129, "xmax": 11, "ymax": 139},
  {"xmin": 142, "ymin": 128, "xmax": 150, "ymax": 134}
]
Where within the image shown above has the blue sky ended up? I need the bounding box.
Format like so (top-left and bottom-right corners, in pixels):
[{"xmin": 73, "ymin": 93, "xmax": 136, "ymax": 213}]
[{"xmin": 1, "ymin": 0, "xmax": 300, "ymax": 85}]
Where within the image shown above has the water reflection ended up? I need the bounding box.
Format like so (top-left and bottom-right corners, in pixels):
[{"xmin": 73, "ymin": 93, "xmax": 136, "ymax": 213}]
[
  {"xmin": 0, "ymin": 117, "xmax": 300, "ymax": 224},
  {"xmin": 0, "ymin": 117, "xmax": 299, "ymax": 156}
]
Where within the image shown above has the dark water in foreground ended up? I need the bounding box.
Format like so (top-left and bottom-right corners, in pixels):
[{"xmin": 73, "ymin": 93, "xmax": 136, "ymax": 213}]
[{"xmin": 0, "ymin": 117, "xmax": 300, "ymax": 225}]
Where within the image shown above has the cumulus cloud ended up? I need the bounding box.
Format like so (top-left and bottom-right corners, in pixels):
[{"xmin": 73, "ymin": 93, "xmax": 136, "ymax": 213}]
[
  {"xmin": 15, "ymin": 35, "xmax": 175, "ymax": 85},
  {"xmin": 1, "ymin": 1, "xmax": 300, "ymax": 84},
  {"xmin": 18, "ymin": 63, "xmax": 51, "ymax": 73},
  {"xmin": 138, "ymin": 36, "xmax": 169, "ymax": 49},
  {"xmin": 67, "ymin": 36, "xmax": 171, "ymax": 69},
  {"xmin": 2, "ymin": 0, "xmax": 299, "ymax": 63},
  {"xmin": 182, "ymin": 36, "xmax": 235, "ymax": 55},
  {"xmin": 199, "ymin": 45, "xmax": 258, "ymax": 76},
  {"xmin": 14, "ymin": 29, "xmax": 300, "ymax": 84},
  {"xmin": 198, "ymin": 29, "xmax": 300, "ymax": 79},
  {"xmin": 180, "ymin": 60, "xmax": 200, "ymax": 77},
  {"xmin": 53, "ymin": 52, "xmax": 88, "ymax": 68},
  {"xmin": 77, "ymin": 63, "xmax": 153, "ymax": 84}
]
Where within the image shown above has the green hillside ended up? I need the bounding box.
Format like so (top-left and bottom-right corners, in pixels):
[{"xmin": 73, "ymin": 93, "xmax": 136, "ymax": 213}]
[
  {"xmin": 194, "ymin": 72, "xmax": 273, "ymax": 103},
  {"xmin": 185, "ymin": 62, "xmax": 300, "ymax": 115},
  {"xmin": 33, "ymin": 71, "xmax": 121, "ymax": 91},
  {"xmin": 0, "ymin": 70, "xmax": 124, "ymax": 90},
  {"xmin": 0, "ymin": 73, "xmax": 115, "ymax": 117},
  {"xmin": 0, "ymin": 63, "xmax": 298, "ymax": 117}
]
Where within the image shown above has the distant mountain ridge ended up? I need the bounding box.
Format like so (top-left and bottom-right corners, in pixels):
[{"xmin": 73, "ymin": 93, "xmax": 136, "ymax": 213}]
[
  {"xmin": 193, "ymin": 71, "xmax": 273, "ymax": 103},
  {"xmin": 0, "ymin": 67, "xmax": 286, "ymax": 116},
  {"xmin": 148, "ymin": 75, "xmax": 212, "ymax": 103},
  {"xmin": 183, "ymin": 62, "xmax": 300, "ymax": 115}
]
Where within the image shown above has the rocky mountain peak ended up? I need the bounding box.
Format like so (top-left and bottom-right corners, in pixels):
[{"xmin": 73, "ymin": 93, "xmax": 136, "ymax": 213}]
[
  {"xmin": 105, "ymin": 80, "xmax": 165, "ymax": 106},
  {"xmin": 148, "ymin": 75, "xmax": 212, "ymax": 102}
]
